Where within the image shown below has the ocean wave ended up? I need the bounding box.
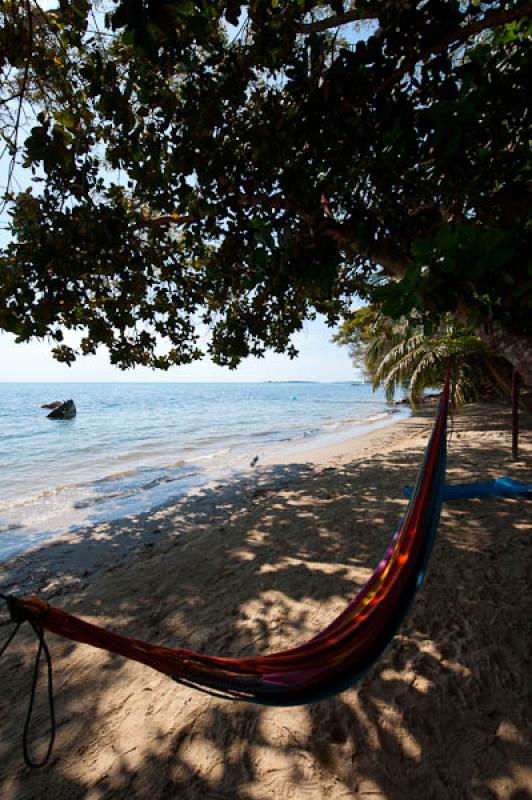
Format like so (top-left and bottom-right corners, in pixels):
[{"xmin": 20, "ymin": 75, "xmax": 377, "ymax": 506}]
[
  {"xmin": 73, "ymin": 470, "xmax": 199, "ymax": 509},
  {"xmin": 0, "ymin": 481, "xmax": 88, "ymax": 513},
  {"xmin": 0, "ymin": 523, "xmax": 26, "ymax": 535},
  {"xmin": 192, "ymin": 448, "xmax": 232, "ymax": 463},
  {"xmin": 341, "ymin": 410, "xmax": 397, "ymax": 426},
  {"xmin": 0, "ymin": 460, "xmax": 194, "ymax": 515}
]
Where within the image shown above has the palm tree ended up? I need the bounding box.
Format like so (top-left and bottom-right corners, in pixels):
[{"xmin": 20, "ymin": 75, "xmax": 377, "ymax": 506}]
[{"xmin": 334, "ymin": 308, "xmax": 494, "ymax": 407}]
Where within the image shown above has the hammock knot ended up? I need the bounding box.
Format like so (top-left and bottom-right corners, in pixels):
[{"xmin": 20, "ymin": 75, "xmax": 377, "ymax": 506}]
[{"xmin": 3, "ymin": 594, "xmax": 36, "ymax": 625}]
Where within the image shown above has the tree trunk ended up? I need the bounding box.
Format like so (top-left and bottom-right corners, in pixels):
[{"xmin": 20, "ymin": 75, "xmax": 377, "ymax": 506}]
[
  {"xmin": 478, "ymin": 324, "xmax": 532, "ymax": 386},
  {"xmin": 322, "ymin": 223, "xmax": 532, "ymax": 382},
  {"xmin": 512, "ymin": 369, "xmax": 520, "ymax": 461}
]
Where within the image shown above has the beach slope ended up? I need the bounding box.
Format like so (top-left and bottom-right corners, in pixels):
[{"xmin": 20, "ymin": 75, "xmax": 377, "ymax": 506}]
[{"xmin": 0, "ymin": 402, "xmax": 530, "ymax": 800}]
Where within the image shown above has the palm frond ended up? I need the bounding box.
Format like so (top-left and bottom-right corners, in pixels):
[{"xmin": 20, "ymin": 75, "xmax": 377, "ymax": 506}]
[{"xmin": 336, "ymin": 307, "xmax": 495, "ymax": 408}]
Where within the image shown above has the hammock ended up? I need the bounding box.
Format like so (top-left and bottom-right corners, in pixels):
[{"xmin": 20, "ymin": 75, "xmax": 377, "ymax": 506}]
[
  {"xmin": 4, "ymin": 377, "xmax": 450, "ymax": 711},
  {"xmin": 404, "ymin": 476, "xmax": 532, "ymax": 501}
]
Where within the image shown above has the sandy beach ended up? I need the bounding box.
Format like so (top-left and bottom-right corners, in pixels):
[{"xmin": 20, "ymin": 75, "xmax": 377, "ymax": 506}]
[{"xmin": 0, "ymin": 401, "xmax": 530, "ymax": 800}]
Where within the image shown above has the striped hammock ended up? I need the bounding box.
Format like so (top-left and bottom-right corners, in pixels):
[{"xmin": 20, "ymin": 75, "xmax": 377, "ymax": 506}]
[{"xmin": 15, "ymin": 378, "xmax": 449, "ymax": 707}]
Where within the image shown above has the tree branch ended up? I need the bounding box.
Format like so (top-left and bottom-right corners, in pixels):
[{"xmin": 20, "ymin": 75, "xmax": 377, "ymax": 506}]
[
  {"xmin": 365, "ymin": 2, "xmax": 532, "ymax": 102},
  {"xmin": 137, "ymin": 191, "xmax": 289, "ymax": 230},
  {"xmin": 138, "ymin": 213, "xmax": 197, "ymax": 228},
  {"xmin": 0, "ymin": 90, "xmax": 26, "ymax": 107},
  {"xmin": 298, "ymin": 8, "xmax": 371, "ymax": 35},
  {"xmin": 320, "ymin": 219, "xmax": 409, "ymax": 277},
  {"xmin": 139, "ymin": 190, "xmax": 412, "ymax": 283},
  {"xmin": 2, "ymin": 0, "xmax": 33, "ymax": 209}
]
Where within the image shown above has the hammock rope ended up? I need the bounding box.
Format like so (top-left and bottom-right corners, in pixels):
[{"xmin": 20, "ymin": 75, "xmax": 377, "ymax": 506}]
[
  {"xmin": 1, "ymin": 376, "xmax": 450, "ymax": 766},
  {"xmin": 0, "ymin": 593, "xmax": 56, "ymax": 768}
]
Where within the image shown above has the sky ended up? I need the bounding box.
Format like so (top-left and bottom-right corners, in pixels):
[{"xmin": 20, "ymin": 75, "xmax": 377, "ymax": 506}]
[
  {"xmin": 0, "ymin": 4, "xmax": 368, "ymax": 384},
  {"xmin": 0, "ymin": 316, "xmax": 361, "ymax": 383}
]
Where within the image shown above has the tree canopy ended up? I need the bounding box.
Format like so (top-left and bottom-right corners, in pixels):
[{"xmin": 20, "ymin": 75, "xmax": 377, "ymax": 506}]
[{"xmin": 0, "ymin": 1, "xmax": 531, "ymax": 377}]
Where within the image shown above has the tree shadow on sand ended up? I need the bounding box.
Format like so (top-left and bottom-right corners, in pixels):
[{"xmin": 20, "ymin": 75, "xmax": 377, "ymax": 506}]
[{"xmin": 0, "ymin": 407, "xmax": 530, "ymax": 799}]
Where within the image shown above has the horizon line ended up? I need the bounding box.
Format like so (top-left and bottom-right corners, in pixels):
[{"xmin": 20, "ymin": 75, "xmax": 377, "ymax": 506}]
[{"xmin": 0, "ymin": 379, "xmax": 365, "ymax": 385}]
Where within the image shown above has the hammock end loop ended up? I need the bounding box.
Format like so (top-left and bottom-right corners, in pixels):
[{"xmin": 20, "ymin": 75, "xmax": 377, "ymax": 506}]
[
  {"xmin": 2, "ymin": 594, "xmax": 36, "ymax": 625},
  {"xmin": 1, "ymin": 594, "xmax": 51, "ymax": 625},
  {"xmin": 0, "ymin": 593, "xmax": 56, "ymax": 770}
]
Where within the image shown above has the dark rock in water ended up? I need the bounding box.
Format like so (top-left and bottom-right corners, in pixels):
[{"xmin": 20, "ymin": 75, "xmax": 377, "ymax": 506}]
[
  {"xmin": 41, "ymin": 400, "xmax": 62, "ymax": 410},
  {"xmin": 47, "ymin": 399, "xmax": 76, "ymax": 419}
]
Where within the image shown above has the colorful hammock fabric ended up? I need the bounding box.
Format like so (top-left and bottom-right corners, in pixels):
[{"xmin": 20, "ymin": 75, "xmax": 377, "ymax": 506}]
[
  {"xmin": 10, "ymin": 378, "xmax": 450, "ymax": 707},
  {"xmin": 404, "ymin": 476, "xmax": 532, "ymax": 501}
]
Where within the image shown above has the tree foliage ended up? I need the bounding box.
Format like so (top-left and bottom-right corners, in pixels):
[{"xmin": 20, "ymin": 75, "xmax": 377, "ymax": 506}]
[
  {"xmin": 334, "ymin": 307, "xmax": 495, "ymax": 406},
  {"xmin": 0, "ymin": 1, "xmax": 530, "ymax": 372}
]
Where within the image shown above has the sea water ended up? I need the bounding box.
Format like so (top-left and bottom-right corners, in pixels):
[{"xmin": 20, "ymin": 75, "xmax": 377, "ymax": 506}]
[{"xmin": 0, "ymin": 382, "xmax": 405, "ymax": 559}]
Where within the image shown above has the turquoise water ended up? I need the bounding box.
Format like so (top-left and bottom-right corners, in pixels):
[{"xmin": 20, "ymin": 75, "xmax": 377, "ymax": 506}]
[{"xmin": 0, "ymin": 382, "xmax": 402, "ymax": 559}]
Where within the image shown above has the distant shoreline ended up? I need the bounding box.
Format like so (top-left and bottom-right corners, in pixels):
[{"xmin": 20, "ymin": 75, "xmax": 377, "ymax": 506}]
[{"xmin": 0, "ymin": 379, "xmax": 363, "ymax": 384}]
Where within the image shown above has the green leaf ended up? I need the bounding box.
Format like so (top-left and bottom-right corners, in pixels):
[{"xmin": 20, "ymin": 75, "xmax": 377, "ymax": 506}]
[{"xmin": 54, "ymin": 110, "xmax": 77, "ymax": 130}]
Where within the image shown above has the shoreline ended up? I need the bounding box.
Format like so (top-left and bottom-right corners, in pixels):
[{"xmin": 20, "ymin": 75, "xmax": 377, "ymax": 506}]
[
  {"xmin": 0, "ymin": 406, "xmax": 412, "ymax": 600},
  {"xmin": 0, "ymin": 400, "xmax": 530, "ymax": 799},
  {"xmin": 0, "ymin": 403, "xmax": 407, "ymax": 566}
]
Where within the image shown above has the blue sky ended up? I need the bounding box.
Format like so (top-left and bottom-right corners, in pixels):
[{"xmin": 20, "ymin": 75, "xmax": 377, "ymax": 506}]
[{"xmin": 0, "ymin": 316, "xmax": 360, "ymax": 383}]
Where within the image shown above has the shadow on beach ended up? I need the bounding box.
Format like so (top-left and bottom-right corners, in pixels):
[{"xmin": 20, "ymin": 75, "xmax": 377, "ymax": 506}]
[{"xmin": 0, "ymin": 403, "xmax": 530, "ymax": 799}]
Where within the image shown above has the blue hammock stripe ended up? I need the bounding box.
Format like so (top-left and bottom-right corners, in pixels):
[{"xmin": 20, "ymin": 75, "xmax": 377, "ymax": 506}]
[{"xmin": 404, "ymin": 477, "xmax": 532, "ymax": 501}]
